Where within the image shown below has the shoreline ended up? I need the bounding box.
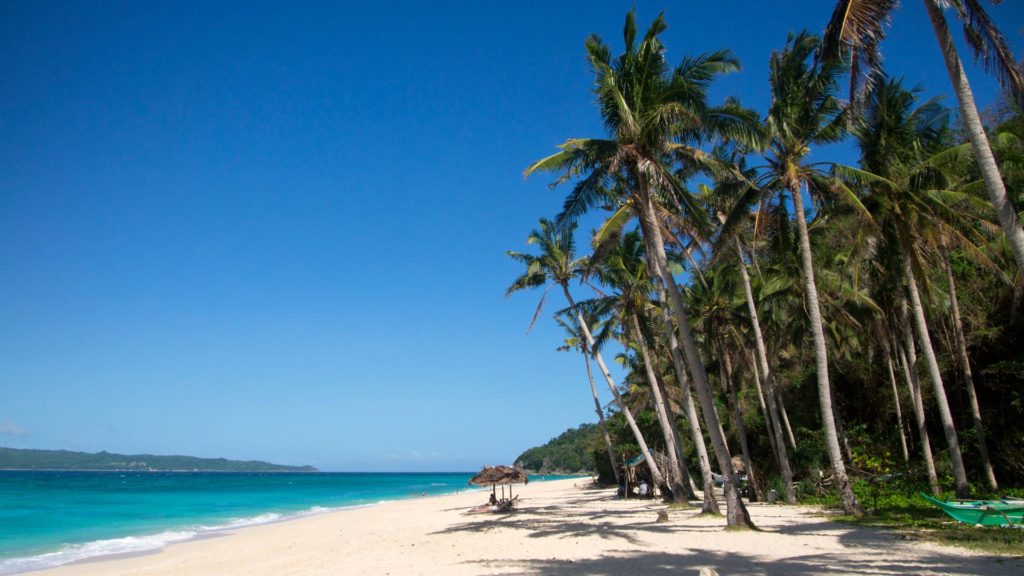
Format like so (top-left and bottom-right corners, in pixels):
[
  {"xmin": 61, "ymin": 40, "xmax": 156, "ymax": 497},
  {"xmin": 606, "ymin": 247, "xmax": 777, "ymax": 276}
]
[
  {"xmin": 17, "ymin": 477, "xmax": 1023, "ymax": 575},
  {"xmin": 0, "ymin": 485, "xmax": 486, "ymax": 575}
]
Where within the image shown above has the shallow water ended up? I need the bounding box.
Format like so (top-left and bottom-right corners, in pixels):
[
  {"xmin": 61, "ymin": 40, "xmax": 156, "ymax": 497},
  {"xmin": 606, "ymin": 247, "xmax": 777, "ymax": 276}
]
[{"xmin": 0, "ymin": 471, "xmax": 478, "ymax": 574}]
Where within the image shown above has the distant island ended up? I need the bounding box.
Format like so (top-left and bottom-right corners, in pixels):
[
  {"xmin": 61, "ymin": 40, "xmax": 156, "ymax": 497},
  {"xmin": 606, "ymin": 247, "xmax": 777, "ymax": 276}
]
[
  {"xmin": 0, "ymin": 447, "xmax": 318, "ymax": 472},
  {"xmin": 515, "ymin": 423, "xmax": 599, "ymax": 475}
]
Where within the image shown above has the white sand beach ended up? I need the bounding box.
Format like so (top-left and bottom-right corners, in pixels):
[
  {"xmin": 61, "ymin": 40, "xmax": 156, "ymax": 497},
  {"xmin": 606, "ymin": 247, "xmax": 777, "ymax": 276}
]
[{"xmin": 32, "ymin": 478, "xmax": 1023, "ymax": 576}]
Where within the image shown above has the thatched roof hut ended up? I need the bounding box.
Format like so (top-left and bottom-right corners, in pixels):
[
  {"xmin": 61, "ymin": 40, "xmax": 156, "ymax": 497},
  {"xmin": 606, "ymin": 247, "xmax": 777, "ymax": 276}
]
[{"xmin": 469, "ymin": 465, "xmax": 529, "ymax": 486}]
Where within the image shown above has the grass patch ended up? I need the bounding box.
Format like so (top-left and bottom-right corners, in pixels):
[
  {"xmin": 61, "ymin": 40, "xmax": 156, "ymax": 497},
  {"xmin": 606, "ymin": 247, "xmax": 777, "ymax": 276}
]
[
  {"xmin": 833, "ymin": 508, "xmax": 1024, "ymax": 556},
  {"xmin": 807, "ymin": 478, "xmax": 1024, "ymax": 556}
]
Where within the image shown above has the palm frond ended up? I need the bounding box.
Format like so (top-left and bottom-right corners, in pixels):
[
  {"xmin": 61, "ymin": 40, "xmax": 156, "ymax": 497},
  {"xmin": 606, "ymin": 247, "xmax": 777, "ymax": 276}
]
[
  {"xmin": 820, "ymin": 0, "xmax": 897, "ymax": 105},
  {"xmin": 957, "ymin": 0, "xmax": 1024, "ymax": 109}
]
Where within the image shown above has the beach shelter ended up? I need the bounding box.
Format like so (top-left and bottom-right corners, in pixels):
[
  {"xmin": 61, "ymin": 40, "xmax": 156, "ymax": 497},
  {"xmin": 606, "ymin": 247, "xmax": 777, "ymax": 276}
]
[
  {"xmin": 469, "ymin": 465, "xmax": 529, "ymax": 502},
  {"xmin": 622, "ymin": 452, "xmax": 668, "ymax": 498},
  {"xmin": 621, "ymin": 454, "xmax": 645, "ymax": 498}
]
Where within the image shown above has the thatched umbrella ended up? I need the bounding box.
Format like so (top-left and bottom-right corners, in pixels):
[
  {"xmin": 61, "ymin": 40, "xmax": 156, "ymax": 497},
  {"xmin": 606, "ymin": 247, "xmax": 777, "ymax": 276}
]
[
  {"xmin": 731, "ymin": 456, "xmax": 746, "ymax": 474},
  {"xmin": 469, "ymin": 465, "xmax": 529, "ymax": 501}
]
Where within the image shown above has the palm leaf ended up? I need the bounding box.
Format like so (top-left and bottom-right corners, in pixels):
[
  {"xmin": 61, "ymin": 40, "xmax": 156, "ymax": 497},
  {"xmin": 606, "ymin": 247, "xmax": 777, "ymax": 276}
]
[{"xmin": 820, "ymin": 0, "xmax": 897, "ymax": 106}]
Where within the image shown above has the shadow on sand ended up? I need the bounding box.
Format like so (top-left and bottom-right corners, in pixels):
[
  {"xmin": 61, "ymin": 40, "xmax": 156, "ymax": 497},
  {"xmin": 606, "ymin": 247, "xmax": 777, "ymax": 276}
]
[{"xmin": 434, "ymin": 487, "xmax": 1023, "ymax": 575}]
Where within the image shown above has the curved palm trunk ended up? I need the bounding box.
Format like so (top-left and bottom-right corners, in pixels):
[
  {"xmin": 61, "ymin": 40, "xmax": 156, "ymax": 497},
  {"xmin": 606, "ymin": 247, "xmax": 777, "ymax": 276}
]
[
  {"xmin": 789, "ymin": 183, "xmax": 863, "ymax": 516},
  {"xmin": 655, "ymin": 374, "xmax": 699, "ymax": 500},
  {"xmin": 582, "ymin": 346, "xmax": 621, "ymax": 486},
  {"xmin": 629, "ymin": 314, "xmax": 684, "ymax": 502},
  {"xmin": 720, "ymin": 343, "xmax": 765, "ymax": 502},
  {"xmin": 778, "ymin": 393, "xmax": 797, "ymax": 449},
  {"xmin": 749, "ymin": 351, "xmax": 782, "ymax": 467},
  {"xmin": 943, "ymin": 247, "xmax": 997, "ymax": 491},
  {"xmin": 885, "ymin": 349, "xmax": 910, "ymax": 463},
  {"xmin": 562, "ymin": 286, "xmax": 666, "ymax": 490},
  {"xmin": 902, "ymin": 251, "xmax": 970, "ymax": 498},
  {"xmin": 832, "ymin": 393, "xmax": 854, "ymax": 465},
  {"xmin": 897, "ymin": 307, "xmax": 941, "ymax": 496},
  {"xmin": 924, "ymin": 0, "xmax": 1024, "ymax": 273},
  {"xmin": 735, "ymin": 240, "xmax": 796, "ymax": 503},
  {"xmin": 653, "ymin": 278, "xmax": 719, "ymax": 512},
  {"xmin": 638, "ymin": 194, "xmax": 749, "ymax": 527}
]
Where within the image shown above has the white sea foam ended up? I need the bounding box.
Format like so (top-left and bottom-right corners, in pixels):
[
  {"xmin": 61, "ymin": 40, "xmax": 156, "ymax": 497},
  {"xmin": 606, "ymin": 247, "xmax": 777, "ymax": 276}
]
[
  {"xmin": 0, "ymin": 530, "xmax": 195, "ymax": 576},
  {"xmin": 0, "ymin": 506, "xmax": 355, "ymax": 575}
]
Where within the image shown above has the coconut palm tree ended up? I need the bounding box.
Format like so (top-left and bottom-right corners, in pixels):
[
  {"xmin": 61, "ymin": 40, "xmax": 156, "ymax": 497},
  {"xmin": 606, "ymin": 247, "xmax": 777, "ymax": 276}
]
[
  {"xmin": 686, "ymin": 261, "xmax": 768, "ymax": 503},
  {"xmin": 554, "ymin": 312, "xmax": 621, "ymax": 486},
  {"xmin": 896, "ymin": 299, "xmax": 942, "ymax": 496},
  {"xmin": 525, "ymin": 10, "xmax": 755, "ymax": 527},
  {"xmin": 592, "ymin": 230, "xmax": 690, "ymax": 502},
  {"xmin": 822, "ymin": 0, "xmax": 1024, "ymax": 273},
  {"xmin": 710, "ymin": 158, "xmax": 800, "ymax": 503},
  {"xmin": 506, "ymin": 218, "xmax": 668, "ymax": 491},
  {"xmin": 760, "ymin": 30, "xmax": 865, "ymax": 516},
  {"xmin": 845, "ymin": 77, "xmax": 997, "ymax": 497},
  {"xmin": 941, "ymin": 243, "xmax": 998, "ymax": 490}
]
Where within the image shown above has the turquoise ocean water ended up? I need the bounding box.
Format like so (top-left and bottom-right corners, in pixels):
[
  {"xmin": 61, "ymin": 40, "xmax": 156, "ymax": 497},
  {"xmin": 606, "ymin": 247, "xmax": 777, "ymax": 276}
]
[{"xmin": 0, "ymin": 471, "xmax": 571, "ymax": 574}]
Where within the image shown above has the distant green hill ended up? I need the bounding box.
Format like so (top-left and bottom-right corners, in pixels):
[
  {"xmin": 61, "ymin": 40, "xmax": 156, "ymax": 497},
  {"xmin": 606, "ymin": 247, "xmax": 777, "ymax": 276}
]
[
  {"xmin": 515, "ymin": 424, "xmax": 599, "ymax": 474},
  {"xmin": 0, "ymin": 447, "xmax": 318, "ymax": 472}
]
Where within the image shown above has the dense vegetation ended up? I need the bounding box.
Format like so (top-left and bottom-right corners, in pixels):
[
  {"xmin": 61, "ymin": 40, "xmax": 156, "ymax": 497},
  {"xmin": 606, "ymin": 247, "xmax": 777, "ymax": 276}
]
[
  {"xmin": 515, "ymin": 424, "xmax": 601, "ymax": 473},
  {"xmin": 0, "ymin": 447, "xmax": 318, "ymax": 472},
  {"xmin": 507, "ymin": 2, "xmax": 1024, "ymax": 538}
]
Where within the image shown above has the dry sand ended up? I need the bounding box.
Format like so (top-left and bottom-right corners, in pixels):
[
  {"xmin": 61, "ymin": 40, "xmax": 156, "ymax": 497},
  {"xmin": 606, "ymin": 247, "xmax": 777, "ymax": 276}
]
[{"xmin": 31, "ymin": 478, "xmax": 1023, "ymax": 575}]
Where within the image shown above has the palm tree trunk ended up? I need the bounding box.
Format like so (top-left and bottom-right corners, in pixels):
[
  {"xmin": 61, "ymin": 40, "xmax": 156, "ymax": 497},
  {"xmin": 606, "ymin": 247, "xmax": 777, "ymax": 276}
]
[
  {"xmin": 749, "ymin": 351, "xmax": 782, "ymax": 468},
  {"xmin": 924, "ymin": 0, "xmax": 1024, "ymax": 273},
  {"xmin": 630, "ymin": 313, "xmax": 685, "ymax": 502},
  {"xmin": 638, "ymin": 193, "xmax": 750, "ymax": 527},
  {"xmin": 789, "ymin": 183, "xmax": 863, "ymax": 516},
  {"xmin": 562, "ymin": 285, "xmax": 666, "ymax": 490},
  {"xmin": 885, "ymin": 347, "xmax": 910, "ymax": 463},
  {"xmin": 582, "ymin": 346, "xmax": 621, "ymax": 486},
  {"xmin": 720, "ymin": 343, "xmax": 765, "ymax": 502},
  {"xmin": 736, "ymin": 240, "xmax": 795, "ymax": 502},
  {"xmin": 652, "ymin": 274, "xmax": 719, "ymax": 513},
  {"xmin": 897, "ymin": 308, "xmax": 941, "ymax": 496},
  {"xmin": 654, "ymin": 374, "xmax": 698, "ymax": 500},
  {"xmin": 902, "ymin": 250, "xmax": 970, "ymax": 498},
  {"xmin": 832, "ymin": 392, "xmax": 854, "ymax": 465},
  {"xmin": 943, "ymin": 247, "xmax": 997, "ymax": 491},
  {"xmin": 770, "ymin": 356, "xmax": 798, "ymax": 449}
]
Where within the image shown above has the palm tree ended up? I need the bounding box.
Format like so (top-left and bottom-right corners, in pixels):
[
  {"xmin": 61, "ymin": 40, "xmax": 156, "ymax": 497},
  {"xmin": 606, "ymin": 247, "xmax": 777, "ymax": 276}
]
[
  {"xmin": 897, "ymin": 300, "xmax": 942, "ymax": 496},
  {"xmin": 941, "ymin": 244, "xmax": 998, "ymax": 490},
  {"xmin": 687, "ymin": 262, "xmax": 768, "ymax": 503},
  {"xmin": 881, "ymin": 331, "xmax": 911, "ymax": 463},
  {"xmin": 506, "ymin": 218, "xmax": 668, "ymax": 491},
  {"xmin": 593, "ymin": 230, "xmax": 690, "ymax": 502},
  {"xmin": 846, "ymin": 77, "xmax": 994, "ymax": 497},
  {"xmin": 526, "ymin": 11, "xmax": 754, "ymax": 527},
  {"xmin": 712, "ymin": 161, "xmax": 800, "ymax": 503},
  {"xmin": 760, "ymin": 30, "xmax": 865, "ymax": 516},
  {"xmin": 822, "ymin": 0, "xmax": 1024, "ymax": 273},
  {"xmin": 554, "ymin": 312, "xmax": 621, "ymax": 486}
]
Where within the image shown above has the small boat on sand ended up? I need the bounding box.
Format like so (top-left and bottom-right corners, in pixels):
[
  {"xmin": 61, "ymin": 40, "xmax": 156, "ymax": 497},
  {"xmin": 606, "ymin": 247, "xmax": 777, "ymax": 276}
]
[{"xmin": 919, "ymin": 493, "xmax": 1024, "ymax": 527}]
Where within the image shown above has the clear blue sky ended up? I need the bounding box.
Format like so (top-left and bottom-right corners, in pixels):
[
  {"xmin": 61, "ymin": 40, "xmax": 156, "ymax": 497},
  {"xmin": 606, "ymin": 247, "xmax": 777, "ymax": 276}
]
[{"xmin": 1, "ymin": 1, "xmax": 1020, "ymax": 471}]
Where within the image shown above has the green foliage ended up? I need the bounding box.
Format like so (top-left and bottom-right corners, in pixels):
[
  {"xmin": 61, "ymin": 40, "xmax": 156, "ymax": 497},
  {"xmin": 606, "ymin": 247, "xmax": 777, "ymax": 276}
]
[
  {"xmin": 825, "ymin": 478, "xmax": 1024, "ymax": 557},
  {"xmin": 514, "ymin": 424, "xmax": 601, "ymax": 474},
  {"xmin": 0, "ymin": 447, "xmax": 317, "ymax": 472},
  {"xmin": 514, "ymin": 9, "xmax": 1024, "ymax": 529}
]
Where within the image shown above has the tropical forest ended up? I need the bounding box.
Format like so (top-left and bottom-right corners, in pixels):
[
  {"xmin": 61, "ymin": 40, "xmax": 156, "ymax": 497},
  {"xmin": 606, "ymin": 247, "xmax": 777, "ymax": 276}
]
[{"xmin": 505, "ymin": 1, "xmax": 1024, "ymax": 544}]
